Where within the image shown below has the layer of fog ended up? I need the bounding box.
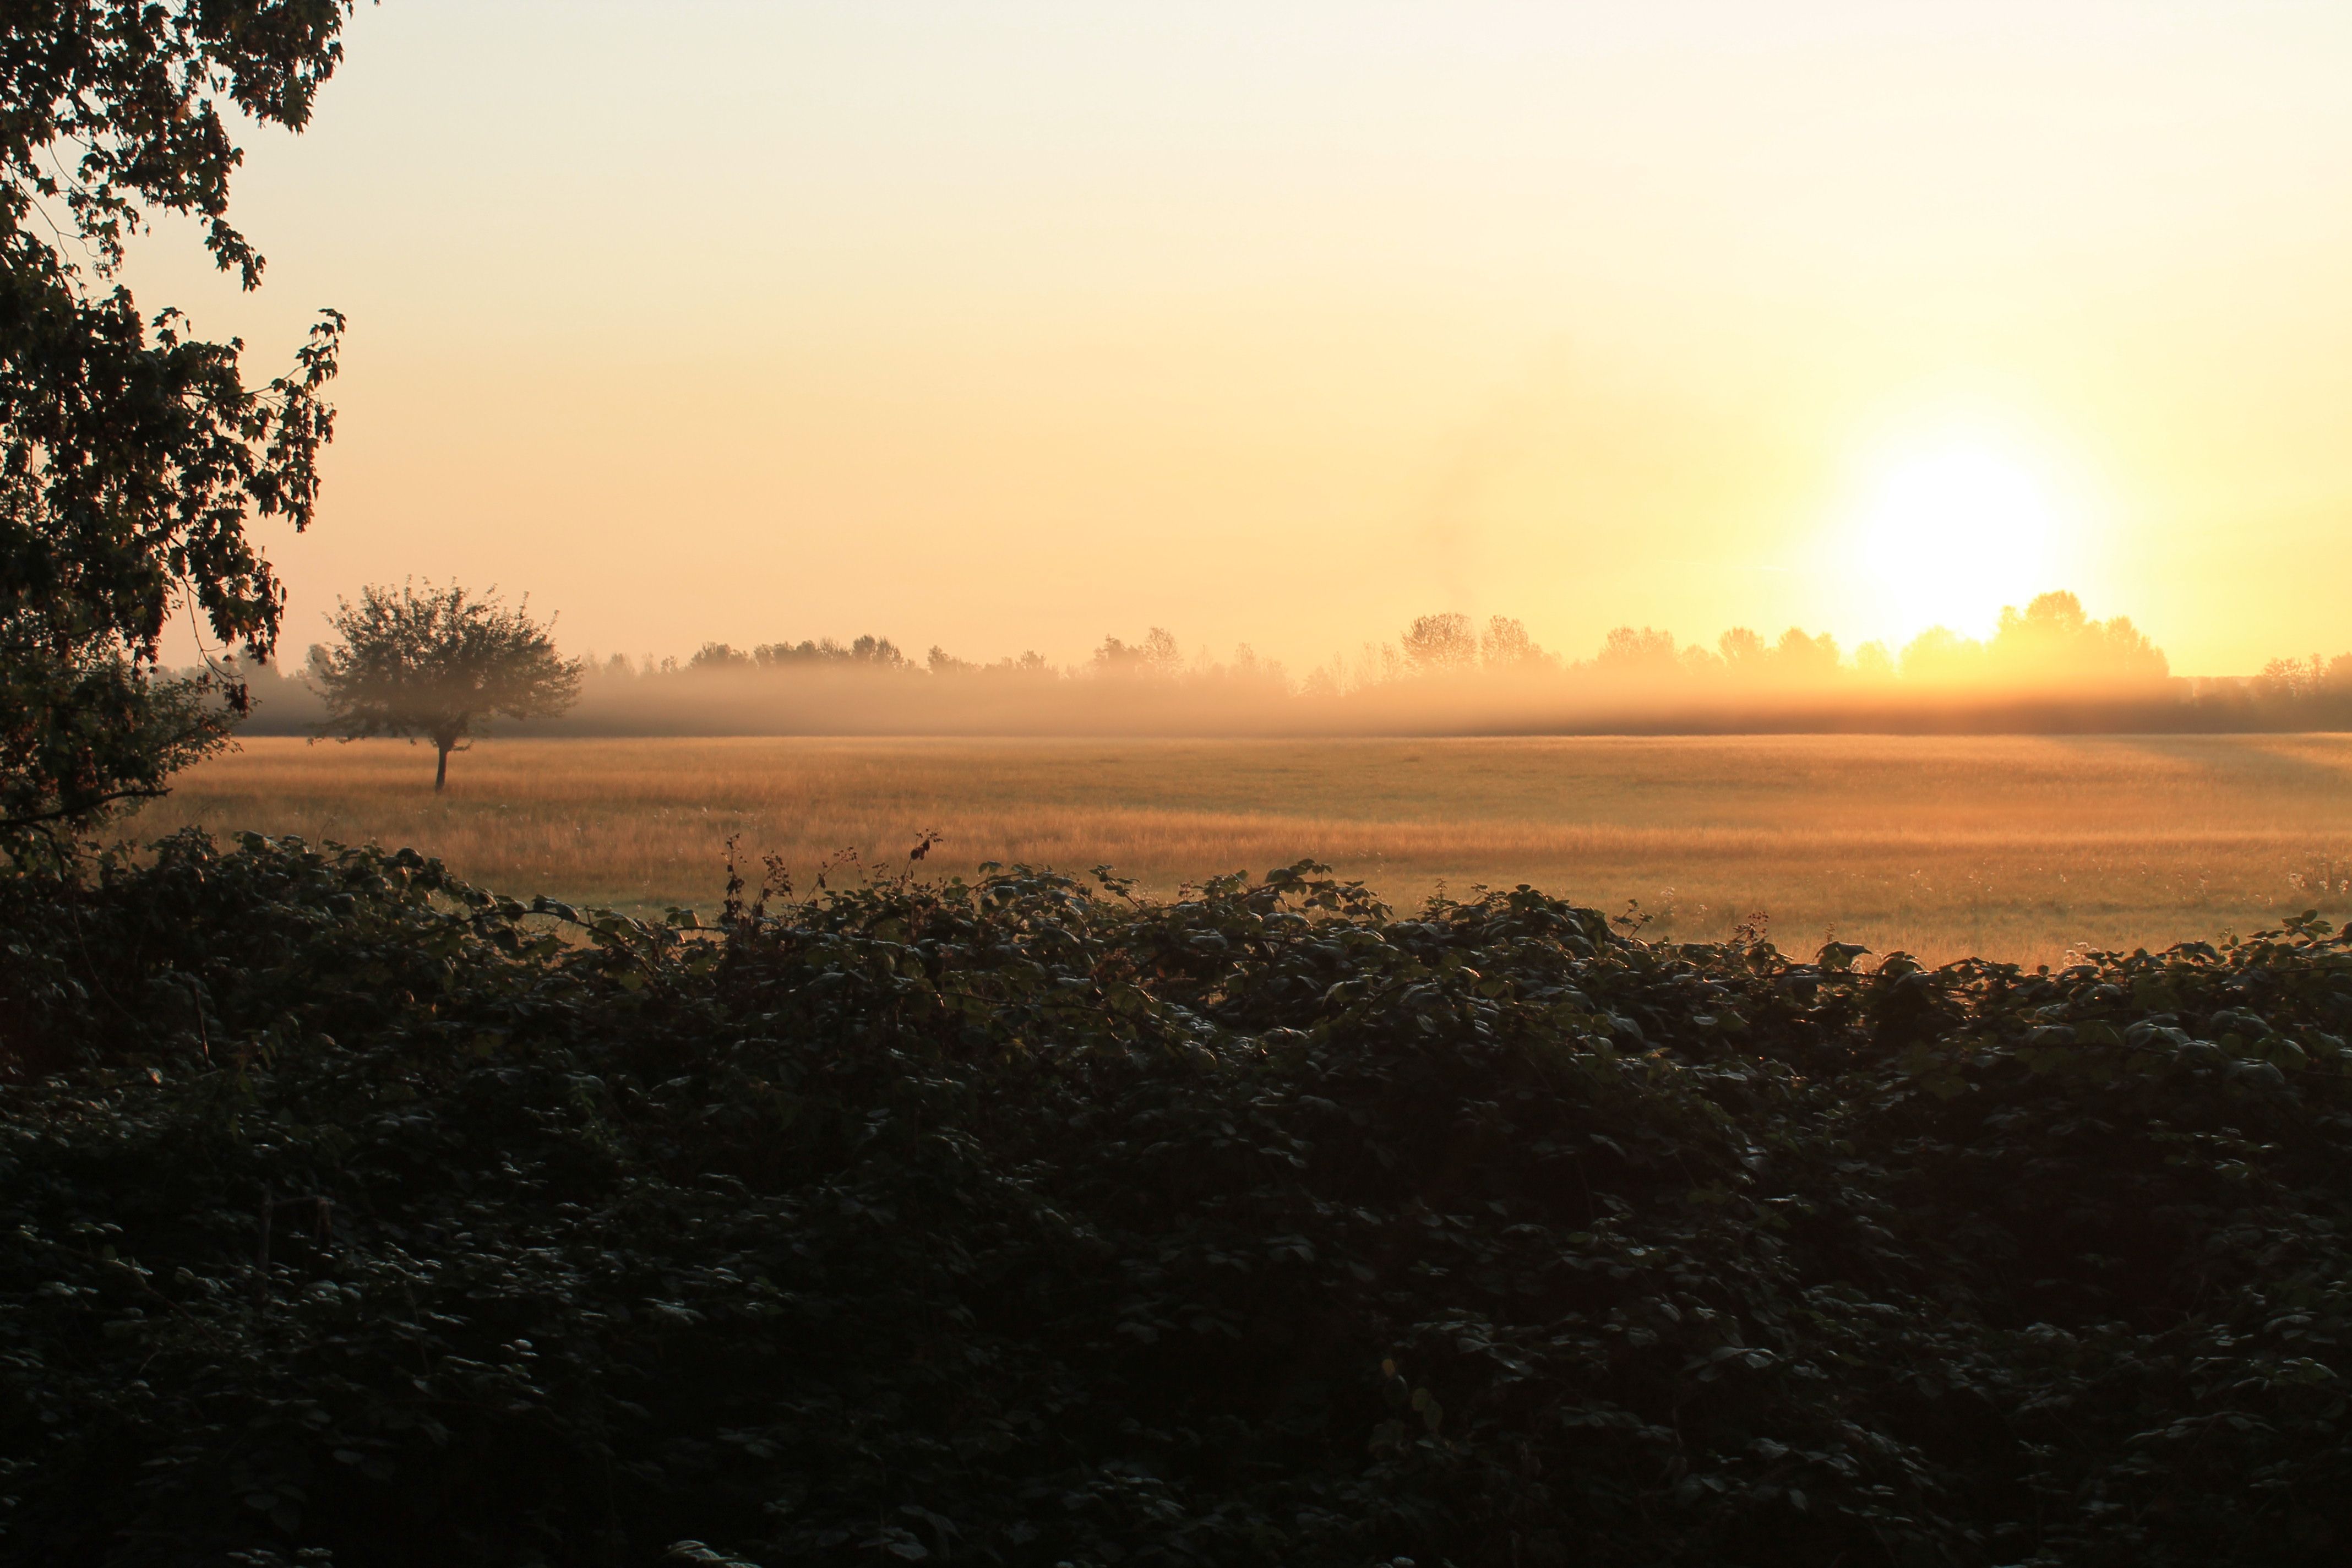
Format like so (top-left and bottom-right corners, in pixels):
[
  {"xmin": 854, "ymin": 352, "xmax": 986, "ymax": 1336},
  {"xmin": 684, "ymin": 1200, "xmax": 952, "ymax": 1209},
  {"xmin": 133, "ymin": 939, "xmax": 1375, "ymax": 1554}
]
[{"xmin": 228, "ymin": 592, "xmax": 2352, "ymax": 738}]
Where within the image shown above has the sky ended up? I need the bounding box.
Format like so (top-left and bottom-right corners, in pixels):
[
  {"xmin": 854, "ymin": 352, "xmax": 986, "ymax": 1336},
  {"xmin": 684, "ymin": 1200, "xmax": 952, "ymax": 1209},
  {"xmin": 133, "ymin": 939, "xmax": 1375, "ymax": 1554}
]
[{"xmin": 130, "ymin": 0, "xmax": 2352, "ymax": 676}]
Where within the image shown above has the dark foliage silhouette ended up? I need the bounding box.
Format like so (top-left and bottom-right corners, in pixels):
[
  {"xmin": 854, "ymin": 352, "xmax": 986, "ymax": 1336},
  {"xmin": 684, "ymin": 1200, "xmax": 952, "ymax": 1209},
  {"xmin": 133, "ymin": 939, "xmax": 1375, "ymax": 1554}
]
[
  {"xmin": 6, "ymin": 835, "xmax": 2352, "ymax": 1564},
  {"xmin": 0, "ymin": 2, "xmax": 352, "ymax": 859}
]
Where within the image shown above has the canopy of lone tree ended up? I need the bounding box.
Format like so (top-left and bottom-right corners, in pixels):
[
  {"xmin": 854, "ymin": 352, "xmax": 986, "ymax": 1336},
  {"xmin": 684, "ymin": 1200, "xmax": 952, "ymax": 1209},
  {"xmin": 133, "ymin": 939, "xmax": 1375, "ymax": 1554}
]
[{"xmin": 309, "ymin": 581, "xmax": 582, "ymax": 788}]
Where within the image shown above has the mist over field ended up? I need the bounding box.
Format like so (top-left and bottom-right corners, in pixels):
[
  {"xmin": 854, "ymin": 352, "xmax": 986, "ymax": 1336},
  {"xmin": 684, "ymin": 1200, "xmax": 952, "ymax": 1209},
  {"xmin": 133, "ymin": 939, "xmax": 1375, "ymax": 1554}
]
[{"xmin": 222, "ymin": 591, "xmax": 2352, "ymax": 739}]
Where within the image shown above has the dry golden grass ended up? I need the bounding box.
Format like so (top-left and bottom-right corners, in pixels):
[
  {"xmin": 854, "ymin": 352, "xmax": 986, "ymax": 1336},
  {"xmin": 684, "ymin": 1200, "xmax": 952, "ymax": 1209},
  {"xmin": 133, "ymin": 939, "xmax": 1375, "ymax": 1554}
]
[{"xmin": 128, "ymin": 733, "xmax": 2352, "ymax": 967}]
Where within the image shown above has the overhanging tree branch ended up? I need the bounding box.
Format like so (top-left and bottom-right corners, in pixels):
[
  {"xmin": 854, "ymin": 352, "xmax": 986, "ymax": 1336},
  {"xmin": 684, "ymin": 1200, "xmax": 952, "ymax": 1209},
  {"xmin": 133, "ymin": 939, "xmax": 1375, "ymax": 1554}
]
[{"xmin": 2, "ymin": 3, "xmax": 359, "ymax": 864}]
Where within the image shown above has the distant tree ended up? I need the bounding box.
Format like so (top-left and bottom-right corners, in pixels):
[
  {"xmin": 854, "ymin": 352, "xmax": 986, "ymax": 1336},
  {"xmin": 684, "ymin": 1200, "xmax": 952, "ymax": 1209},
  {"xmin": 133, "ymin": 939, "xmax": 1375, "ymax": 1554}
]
[
  {"xmin": 2256, "ymin": 656, "xmax": 2316, "ymax": 703},
  {"xmin": 688, "ymin": 642, "xmax": 753, "ymax": 670},
  {"xmin": 994, "ymin": 650, "xmax": 1055, "ymax": 677},
  {"xmin": 1593, "ymin": 625, "xmax": 1682, "ymax": 674},
  {"xmin": 749, "ymin": 634, "xmax": 910, "ymax": 669},
  {"xmin": 1903, "ymin": 592, "xmax": 2169, "ymax": 689},
  {"xmin": 931, "ymin": 645, "xmax": 1055, "ymax": 678},
  {"xmin": 927, "ymin": 645, "xmax": 979, "ymax": 676},
  {"xmin": 1, "ymin": 3, "xmax": 354, "ymax": 862},
  {"xmin": 1092, "ymin": 628, "xmax": 1182, "ymax": 678},
  {"xmin": 1717, "ymin": 627, "xmax": 1769, "ymax": 669},
  {"xmin": 1899, "ymin": 625, "xmax": 1983, "ymax": 684},
  {"xmin": 1401, "ymin": 613, "xmax": 1477, "ymax": 676},
  {"xmin": 753, "ymin": 638, "xmax": 839, "ymax": 667},
  {"xmin": 1479, "ymin": 616, "xmax": 1549, "ymax": 673},
  {"xmin": 1988, "ymin": 591, "xmax": 2167, "ymax": 684},
  {"xmin": 2255, "ymin": 653, "xmax": 2352, "ymax": 721},
  {"xmin": 1774, "ymin": 628, "xmax": 1842, "ymax": 679},
  {"xmin": 1225, "ymin": 644, "xmax": 1287, "ymax": 685},
  {"xmin": 309, "ymin": 583, "xmax": 583, "ymax": 790},
  {"xmin": 2258, "ymin": 654, "xmax": 2343, "ymax": 703},
  {"xmin": 848, "ymin": 634, "xmax": 908, "ymax": 668}
]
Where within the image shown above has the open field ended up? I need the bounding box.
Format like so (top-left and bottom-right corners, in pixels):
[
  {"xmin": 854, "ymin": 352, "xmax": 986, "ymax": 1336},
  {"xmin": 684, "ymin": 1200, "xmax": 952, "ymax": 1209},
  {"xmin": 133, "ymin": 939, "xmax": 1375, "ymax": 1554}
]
[{"xmin": 129, "ymin": 733, "xmax": 2352, "ymax": 967}]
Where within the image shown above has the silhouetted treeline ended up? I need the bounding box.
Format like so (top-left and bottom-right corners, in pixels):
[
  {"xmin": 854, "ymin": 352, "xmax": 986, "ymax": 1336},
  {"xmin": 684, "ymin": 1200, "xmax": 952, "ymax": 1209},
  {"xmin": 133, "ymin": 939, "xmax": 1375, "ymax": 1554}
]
[{"xmin": 217, "ymin": 591, "xmax": 2352, "ymax": 737}]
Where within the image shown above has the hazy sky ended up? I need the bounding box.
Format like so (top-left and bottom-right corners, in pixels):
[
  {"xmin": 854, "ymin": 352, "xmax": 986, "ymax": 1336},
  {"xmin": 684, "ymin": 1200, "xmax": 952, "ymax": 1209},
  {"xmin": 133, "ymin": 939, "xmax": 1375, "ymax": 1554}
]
[{"xmin": 133, "ymin": 0, "xmax": 2352, "ymax": 675}]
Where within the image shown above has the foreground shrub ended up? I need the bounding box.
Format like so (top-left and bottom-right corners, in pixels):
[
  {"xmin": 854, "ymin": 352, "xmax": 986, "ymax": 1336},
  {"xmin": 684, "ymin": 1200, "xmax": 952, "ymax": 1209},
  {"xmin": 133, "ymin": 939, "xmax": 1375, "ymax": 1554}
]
[{"xmin": 3, "ymin": 833, "xmax": 2351, "ymax": 1566}]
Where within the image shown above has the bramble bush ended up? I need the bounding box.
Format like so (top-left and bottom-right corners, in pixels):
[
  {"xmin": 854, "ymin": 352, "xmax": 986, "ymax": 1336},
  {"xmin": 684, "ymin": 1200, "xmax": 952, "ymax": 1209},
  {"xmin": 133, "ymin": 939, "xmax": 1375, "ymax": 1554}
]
[{"xmin": 4, "ymin": 834, "xmax": 2352, "ymax": 1566}]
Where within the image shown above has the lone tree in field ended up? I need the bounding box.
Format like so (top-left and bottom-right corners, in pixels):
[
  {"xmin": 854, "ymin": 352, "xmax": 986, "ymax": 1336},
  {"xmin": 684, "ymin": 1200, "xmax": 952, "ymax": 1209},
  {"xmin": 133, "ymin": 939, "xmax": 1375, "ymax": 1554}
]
[
  {"xmin": 311, "ymin": 583, "xmax": 583, "ymax": 790},
  {"xmin": 1, "ymin": 3, "xmax": 355, "ymax": 865}
]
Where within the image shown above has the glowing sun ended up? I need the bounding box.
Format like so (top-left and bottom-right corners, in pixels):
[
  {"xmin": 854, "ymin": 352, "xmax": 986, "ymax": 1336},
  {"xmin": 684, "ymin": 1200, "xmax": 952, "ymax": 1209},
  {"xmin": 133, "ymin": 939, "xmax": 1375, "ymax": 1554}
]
[{"xmin": 1848, "ymin": 444, "xmax": 2067, "ymax": 639}]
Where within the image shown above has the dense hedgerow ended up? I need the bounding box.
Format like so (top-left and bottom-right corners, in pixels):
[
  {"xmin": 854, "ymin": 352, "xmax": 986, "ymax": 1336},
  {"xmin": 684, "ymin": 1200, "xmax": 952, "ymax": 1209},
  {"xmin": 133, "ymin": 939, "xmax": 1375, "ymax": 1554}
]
[{"xmin": 4, "ymin": 834, "xmax": 2352, "ymax": 1567}]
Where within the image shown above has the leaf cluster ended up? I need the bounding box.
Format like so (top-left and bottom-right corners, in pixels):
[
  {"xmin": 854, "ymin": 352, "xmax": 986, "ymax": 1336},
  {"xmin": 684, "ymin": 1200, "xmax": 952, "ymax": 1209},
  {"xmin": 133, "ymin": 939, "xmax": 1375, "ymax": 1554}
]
[
  {"xmin": 1, "ymin": 4, "xmax": 352, "ymax": 850},
  {"xmin": 5, "ymin": 839, "xmax": 2352, "ymax": 1565},
  {"xmin": 0, "ymin": 617, "xmax": 231, "ymax": 866},
  {"xmin": 3, "ymin": 1, "xmax": 357, "ymax": 285}
]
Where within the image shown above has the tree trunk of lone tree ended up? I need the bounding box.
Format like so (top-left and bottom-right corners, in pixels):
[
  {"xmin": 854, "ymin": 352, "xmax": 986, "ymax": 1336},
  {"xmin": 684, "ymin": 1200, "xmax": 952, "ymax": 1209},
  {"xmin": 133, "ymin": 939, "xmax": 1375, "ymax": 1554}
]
[{"xmin": 434, "ymin": 741, "xmax": 450, "ymax": 791}]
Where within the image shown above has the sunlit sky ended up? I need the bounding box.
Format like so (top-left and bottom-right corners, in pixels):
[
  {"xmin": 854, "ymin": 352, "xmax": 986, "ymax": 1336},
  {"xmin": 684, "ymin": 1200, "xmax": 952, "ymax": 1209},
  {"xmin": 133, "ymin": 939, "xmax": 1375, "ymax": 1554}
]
[{"xmin": 131, "ymin": 0, "xmax": 2352, "ymax": 676}]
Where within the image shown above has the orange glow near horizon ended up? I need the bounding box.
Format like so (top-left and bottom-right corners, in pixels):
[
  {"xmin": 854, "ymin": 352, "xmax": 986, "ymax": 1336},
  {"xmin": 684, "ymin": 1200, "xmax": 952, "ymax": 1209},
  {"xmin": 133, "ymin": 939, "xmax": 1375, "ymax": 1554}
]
[{"xmin": 119, "ymin": 1, "xmax": 2352, "ymax": 680}]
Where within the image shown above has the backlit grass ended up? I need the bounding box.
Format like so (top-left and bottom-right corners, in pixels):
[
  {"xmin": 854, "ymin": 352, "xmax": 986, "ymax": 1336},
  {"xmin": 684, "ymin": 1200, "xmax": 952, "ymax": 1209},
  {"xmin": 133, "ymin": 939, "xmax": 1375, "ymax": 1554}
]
[{"xmin": 129, "ymin": 732, "xmax": 2352, "ymax": 967}]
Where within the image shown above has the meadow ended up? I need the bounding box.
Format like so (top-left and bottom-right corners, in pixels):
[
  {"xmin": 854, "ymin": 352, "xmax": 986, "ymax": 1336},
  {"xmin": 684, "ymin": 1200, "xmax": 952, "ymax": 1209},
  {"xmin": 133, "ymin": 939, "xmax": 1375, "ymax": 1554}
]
[{"xmin": 128, "ymin": 732, "xmax": 2352, "ymax": 967}]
